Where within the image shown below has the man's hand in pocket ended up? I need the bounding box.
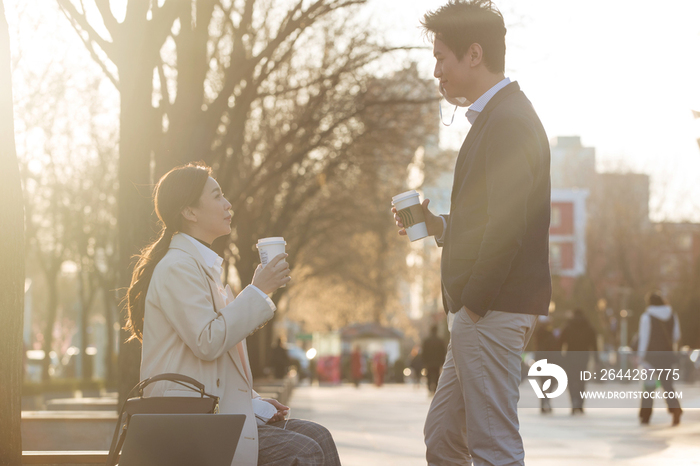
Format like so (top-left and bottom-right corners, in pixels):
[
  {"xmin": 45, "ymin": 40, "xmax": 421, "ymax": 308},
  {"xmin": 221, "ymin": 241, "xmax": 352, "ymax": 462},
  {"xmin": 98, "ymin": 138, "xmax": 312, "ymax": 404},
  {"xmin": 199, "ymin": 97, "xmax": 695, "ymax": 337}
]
[{"xmin": 464, "ymin": 306, "xmax": 481, "ymax": 323}]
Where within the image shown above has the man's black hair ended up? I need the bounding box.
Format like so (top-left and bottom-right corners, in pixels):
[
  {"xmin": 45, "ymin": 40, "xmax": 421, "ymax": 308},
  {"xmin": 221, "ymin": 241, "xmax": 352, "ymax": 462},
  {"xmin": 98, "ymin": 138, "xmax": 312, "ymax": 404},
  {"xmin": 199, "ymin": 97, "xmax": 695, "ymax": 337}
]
[{"xmin": 421, "ymin": 0, "xmax": 507, "ymax": 73}]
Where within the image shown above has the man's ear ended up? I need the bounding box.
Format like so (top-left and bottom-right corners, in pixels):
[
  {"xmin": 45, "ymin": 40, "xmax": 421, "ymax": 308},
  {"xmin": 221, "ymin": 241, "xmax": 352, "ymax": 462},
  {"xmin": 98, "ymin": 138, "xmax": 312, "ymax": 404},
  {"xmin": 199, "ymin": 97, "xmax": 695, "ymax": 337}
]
[{"xmin": 469, "ymin": 43, "xmax": 483, "ymax": 67}]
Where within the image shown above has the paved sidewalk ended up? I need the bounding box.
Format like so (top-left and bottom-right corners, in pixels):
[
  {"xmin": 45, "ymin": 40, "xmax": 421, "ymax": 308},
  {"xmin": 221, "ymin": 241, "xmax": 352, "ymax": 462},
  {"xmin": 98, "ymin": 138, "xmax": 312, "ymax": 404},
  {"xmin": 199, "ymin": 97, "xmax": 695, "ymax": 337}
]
[{"xmin": 288, "ymin": 382, "xmax": 700, "ymax": 466}]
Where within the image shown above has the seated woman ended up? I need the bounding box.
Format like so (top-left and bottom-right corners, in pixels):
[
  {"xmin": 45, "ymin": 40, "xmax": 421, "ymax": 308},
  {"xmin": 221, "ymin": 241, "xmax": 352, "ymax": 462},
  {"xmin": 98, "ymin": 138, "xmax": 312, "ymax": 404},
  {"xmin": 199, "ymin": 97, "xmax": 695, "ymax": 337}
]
[{"xmin": 124, "ymin": 162, "xmax": 341, "ymax": 466}]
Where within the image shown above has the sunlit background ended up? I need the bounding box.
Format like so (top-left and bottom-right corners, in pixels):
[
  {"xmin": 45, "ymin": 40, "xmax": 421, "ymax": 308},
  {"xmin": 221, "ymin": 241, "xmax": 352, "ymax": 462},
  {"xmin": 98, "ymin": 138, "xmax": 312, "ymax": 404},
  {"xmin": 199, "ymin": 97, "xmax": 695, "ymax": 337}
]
[
  {"xmin": 8, "ymin": 1, "xmax": 700, "ymax": 220},
  {"xmin": 369, "ymin": 0, "xmax": 700, "ymax": 221},
  {"xmin": 4, "ymin": 0, "xmax": 700, "ymax": 404},
  {"xmin": 3, "ymin": 1, "xmax": 700, "ymax": 462}
]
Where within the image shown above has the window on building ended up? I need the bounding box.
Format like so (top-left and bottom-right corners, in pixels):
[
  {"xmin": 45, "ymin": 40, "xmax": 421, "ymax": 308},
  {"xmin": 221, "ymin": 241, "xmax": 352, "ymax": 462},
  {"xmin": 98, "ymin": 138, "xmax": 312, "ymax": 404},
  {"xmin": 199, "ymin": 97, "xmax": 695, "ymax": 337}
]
[
  {"xmin": 550, "ymin": 243, "xmax": 562, "ymax": 271},
  {"xmin": 551, "ymin": 206, "xmax": 561, "ymax": 228},
  {"xmin": 678, "ymin": 234, "xmax": 692, "ymax": 251}
]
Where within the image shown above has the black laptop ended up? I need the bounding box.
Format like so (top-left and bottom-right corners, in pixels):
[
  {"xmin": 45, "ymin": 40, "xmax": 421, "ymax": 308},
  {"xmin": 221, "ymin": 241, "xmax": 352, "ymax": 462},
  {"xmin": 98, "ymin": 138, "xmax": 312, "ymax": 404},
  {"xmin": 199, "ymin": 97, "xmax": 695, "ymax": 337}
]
[{"xmin": 118, "ymin": 414, "xmax": 246, "ymax": 466}]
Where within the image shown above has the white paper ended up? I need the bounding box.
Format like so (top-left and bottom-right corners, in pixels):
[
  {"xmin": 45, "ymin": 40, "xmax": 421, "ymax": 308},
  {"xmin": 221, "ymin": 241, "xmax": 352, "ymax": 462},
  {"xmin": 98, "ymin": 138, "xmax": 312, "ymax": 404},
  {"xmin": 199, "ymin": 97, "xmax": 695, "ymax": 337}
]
[{"xmin": 252, "ymin": 398, "xmax": 277, "ymax": 426}]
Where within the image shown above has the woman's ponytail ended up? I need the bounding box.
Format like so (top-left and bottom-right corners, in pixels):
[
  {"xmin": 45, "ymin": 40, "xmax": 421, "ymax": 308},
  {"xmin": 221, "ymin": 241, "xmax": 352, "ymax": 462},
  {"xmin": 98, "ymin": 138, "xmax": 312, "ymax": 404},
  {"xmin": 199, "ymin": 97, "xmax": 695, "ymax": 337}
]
[
  {"xmin": 124, "ymin": 227, "xmax": 176, "ymax": 342},
  {"xmin": 123, "ymin": 163, "xmax": 211, "ymax": 342}
]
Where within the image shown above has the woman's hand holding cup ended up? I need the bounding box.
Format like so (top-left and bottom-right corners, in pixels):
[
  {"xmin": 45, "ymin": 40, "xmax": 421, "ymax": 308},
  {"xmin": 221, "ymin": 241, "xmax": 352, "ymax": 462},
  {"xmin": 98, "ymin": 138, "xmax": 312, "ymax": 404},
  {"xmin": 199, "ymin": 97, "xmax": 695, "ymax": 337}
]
[{"xmin": 252, "ymin": 253, "xmax": 291, "ymax": 294}]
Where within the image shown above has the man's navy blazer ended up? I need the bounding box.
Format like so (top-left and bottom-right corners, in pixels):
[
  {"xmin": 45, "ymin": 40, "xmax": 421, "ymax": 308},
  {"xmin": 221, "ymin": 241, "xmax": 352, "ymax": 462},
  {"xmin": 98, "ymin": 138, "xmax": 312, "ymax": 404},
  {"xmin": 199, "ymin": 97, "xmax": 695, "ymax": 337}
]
[{"xmin": 440, "ymin": 81, "xmax": 551, "ymax": 318}]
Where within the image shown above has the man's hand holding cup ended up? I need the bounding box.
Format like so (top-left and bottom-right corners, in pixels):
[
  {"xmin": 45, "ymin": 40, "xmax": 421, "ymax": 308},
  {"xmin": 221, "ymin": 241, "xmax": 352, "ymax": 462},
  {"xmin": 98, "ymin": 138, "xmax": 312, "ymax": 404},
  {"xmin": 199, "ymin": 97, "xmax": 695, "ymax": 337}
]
[{"xmin": 392, "ymin": 198, "xmax": 444, "ymax": 240}]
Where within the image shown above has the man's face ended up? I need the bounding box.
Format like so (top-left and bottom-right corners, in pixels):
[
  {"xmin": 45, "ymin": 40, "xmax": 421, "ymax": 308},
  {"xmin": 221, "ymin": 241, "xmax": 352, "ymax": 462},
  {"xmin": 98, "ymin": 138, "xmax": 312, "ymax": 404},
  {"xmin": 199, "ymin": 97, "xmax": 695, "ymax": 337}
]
[{"xmin": 433, "ymin": 38, "xmax": 473, "ymax": 100}]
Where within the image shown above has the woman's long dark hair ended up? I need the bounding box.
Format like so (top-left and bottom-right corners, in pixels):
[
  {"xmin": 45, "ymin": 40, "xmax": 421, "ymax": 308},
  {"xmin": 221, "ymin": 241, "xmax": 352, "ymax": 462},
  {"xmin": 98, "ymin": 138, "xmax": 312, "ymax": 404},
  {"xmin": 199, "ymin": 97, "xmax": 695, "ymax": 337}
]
[{"xmin": 124, "ymin": 162, "xmax": 212, "ymax": 342}]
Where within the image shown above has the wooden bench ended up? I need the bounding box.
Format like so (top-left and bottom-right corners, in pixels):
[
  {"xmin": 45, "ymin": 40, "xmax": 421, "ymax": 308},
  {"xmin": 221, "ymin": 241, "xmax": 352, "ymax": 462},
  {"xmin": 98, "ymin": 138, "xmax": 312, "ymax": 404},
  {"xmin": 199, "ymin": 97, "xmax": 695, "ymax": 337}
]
[
  {"xmin": 21, "ymin": 376, "xmax": 295, "ymax": 464},
  {"xmin": 22, "ymin": 411, "xmax": 117, "ymax": 451},
  {"xmin": 45, "ymin": 396, "xmax": 118, "ymax": 411},
  {"xmin": 21, "ymin": 451, "xmax": 111, "ymax": 465}
]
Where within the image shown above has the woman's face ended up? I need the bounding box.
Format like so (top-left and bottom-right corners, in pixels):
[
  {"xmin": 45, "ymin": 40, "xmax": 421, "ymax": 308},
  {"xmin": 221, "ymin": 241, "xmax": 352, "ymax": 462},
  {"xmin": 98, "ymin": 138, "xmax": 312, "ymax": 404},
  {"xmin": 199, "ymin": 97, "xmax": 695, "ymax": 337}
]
[{"xmin": 185, "ymin": 176, "xmax": 232, "ymax": 243}]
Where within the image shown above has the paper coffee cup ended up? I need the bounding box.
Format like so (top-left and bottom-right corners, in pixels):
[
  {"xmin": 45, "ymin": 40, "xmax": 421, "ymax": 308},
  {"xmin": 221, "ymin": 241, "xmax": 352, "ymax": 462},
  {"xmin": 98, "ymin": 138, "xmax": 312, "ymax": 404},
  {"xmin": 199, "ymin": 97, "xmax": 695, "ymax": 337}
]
[
  {"xmin": 256, "ymin": 237, "xmax": 287, "ymax": 287},
  {"xmin": 392, "ymin": 190, "xmax": 428, "ymax": 242}
]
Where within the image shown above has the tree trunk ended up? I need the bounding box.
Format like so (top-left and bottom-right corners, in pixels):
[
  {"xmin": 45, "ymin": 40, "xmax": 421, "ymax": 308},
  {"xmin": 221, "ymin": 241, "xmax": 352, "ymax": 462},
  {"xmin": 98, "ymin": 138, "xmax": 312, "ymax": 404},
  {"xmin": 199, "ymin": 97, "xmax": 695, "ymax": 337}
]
[
  {"xmin": 115, "ymin": 56, "xmax": 158, "ymax": 405},
  {"xmin": 78, "ymin": 267, "xmax": 87, "ymax": 379},
  {"xmin": 103, "ymin": 286, "xmax": 117, "ymax": 385},
  {"xmin": 0, "ymin": 1, "xmax": 25, "ymax": 463},
  {"xmin": 234, "ymin": 206, "xmax": 272, "ymax": 377},
  {"xmin": 78, "ymin": 268, "xmax": 96, "ymax": 380},
  {"xmin": 40, "ymin": 272, "xmax": 58, "ymax": 382}
]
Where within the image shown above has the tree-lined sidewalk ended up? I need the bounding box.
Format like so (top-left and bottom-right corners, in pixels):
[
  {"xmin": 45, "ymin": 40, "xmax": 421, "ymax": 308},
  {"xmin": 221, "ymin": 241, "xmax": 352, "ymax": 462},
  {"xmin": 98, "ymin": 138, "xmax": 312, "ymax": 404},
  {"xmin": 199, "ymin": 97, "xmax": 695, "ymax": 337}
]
[{"xmin": 288, "ymin": 383, "xmax": 700, "ymax": 466}]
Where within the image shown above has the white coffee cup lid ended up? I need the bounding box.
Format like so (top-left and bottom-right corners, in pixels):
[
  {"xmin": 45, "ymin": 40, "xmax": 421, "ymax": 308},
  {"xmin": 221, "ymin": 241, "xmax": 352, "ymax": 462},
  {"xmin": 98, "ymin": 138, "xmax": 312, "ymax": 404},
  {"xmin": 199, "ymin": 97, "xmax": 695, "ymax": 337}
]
[
  {"xmin": 257, "ymin": 237, "xmax": 286, "ymax": 246},
  {"xmin": 392, "ymin": 190, "xmax": 420, "ymax": 204}
]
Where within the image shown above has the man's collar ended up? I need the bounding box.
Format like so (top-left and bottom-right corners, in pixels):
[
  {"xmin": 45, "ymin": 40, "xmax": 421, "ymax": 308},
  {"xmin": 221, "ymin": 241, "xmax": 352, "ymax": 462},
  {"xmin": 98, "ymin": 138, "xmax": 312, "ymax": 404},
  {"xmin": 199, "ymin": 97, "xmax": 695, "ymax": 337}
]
[
  {"xmin": 176, "ymin": 232, "xmax": 224, "ymax": 273},
  {"xmin": 466, "ymin": 77, "xmax": 511, "ymax": 124}
]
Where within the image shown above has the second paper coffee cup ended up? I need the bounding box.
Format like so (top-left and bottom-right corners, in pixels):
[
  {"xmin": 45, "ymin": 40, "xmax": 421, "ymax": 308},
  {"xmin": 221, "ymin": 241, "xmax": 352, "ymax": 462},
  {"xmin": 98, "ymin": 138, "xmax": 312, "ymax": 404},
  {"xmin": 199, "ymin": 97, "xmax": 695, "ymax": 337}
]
[
  {"xmin": 392, "ymin": 190, "xmax": 428, "ymax": 242},
  {"xmin": 256, "ymin": 237, "xmax": 287, "ymax": 287}
]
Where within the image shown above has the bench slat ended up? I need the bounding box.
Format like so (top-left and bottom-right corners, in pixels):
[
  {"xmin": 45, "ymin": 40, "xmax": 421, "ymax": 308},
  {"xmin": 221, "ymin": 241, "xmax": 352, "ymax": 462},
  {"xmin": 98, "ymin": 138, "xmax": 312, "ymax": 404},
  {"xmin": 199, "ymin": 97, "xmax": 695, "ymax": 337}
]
[{"xmin": 22, "ymin": 451, "xmax": 110, "ymax": 464}]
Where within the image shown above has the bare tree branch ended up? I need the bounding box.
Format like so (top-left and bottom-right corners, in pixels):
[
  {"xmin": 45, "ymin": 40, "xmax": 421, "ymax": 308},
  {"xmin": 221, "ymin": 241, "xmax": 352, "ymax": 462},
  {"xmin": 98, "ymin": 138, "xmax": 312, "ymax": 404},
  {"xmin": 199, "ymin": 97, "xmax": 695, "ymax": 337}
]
[
  {"xmin": 95, "ymin": 0, "xmax": 120, "ymax": 41},
  {"xmin": 57, "ymin": 0, "xmax": 119, "ymax": 89},
  {"xmin": 57, "ymin": 0, "xmax": 114, "ymax": 57},
  {"xmin": 151, "ymin": 0, "xmax": 187, "ymax": 56}
]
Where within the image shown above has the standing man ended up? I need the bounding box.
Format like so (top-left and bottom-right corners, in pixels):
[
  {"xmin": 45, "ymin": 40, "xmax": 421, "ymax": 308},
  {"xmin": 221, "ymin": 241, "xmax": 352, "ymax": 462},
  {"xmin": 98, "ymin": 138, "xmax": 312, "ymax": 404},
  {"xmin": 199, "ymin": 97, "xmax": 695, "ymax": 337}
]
[
  {"xmin": 270, "ymin": 337, "xmax": 291, "ymax": 379},
  {"xmin": 350, "ymin": 345, "xmax": 364, "ymax": 387},
  {"xmin": 559, "ymin": 309, "xmax": 597, "ymax": 415},
  {"xmin": 422, "ymin": 325, "xmax": 447, "ymax": 394},
  {"xmin": 393, "ymin": 1, "xmax": 551, "ymax": 464}
]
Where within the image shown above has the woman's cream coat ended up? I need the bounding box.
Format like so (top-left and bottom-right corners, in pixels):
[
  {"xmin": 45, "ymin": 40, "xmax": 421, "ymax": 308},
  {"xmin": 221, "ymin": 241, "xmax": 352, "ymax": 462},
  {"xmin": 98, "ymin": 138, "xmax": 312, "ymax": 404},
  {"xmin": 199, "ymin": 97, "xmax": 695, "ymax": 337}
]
[{"xmin": 141, "ymin": 233, "xmax": 275, "ymax": 466}]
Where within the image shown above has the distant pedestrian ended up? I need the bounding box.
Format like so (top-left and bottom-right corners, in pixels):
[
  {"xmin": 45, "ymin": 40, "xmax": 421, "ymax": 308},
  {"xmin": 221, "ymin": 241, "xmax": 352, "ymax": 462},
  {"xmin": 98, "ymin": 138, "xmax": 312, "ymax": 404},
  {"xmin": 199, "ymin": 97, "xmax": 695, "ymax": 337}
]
[
  {"xmin": 372, "ymin": 352, "xmax": 387, "ymax": 387},
  {"xmin": 409, "ymin": 346, "xmax": 424, "ymax": 388},
  {"xmin": 533, "ymin": 316, "xmax": 559, "ymax": 413},
  {"xmin": 422, "ymin": 326, "xmax": 447, "ymax": 394},
  {"xmin": 392, "ymin": 356, "xmax": 406, "ymax": 383},
  {"xmin": 270, "ymin": 337, "xmax": 290, "ymax": 379},
  {"xmin": 560, "ymin": 309, "xmax": 597, "ymax": 414},
  {"xmin": 350, "ymin": 345, "xmax": 363, "ymax": 388},
  {"xmin": 637, "ymin": 291, "xmax": 682, "ymax": 426}
]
